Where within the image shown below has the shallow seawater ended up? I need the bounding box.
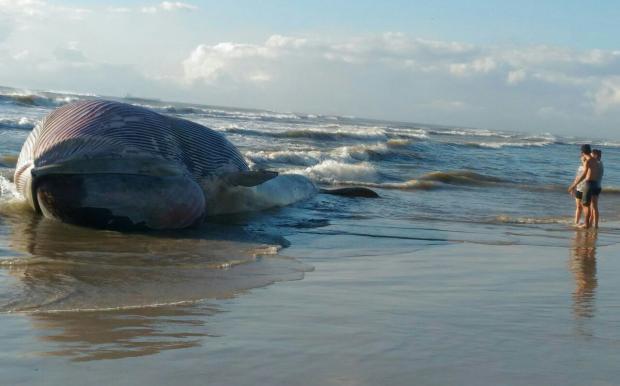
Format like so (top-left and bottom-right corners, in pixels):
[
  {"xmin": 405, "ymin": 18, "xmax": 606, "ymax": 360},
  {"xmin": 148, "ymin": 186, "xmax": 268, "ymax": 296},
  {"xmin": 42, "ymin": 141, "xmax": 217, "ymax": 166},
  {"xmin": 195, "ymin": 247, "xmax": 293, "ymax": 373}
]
[{"xmin": 1, "ymin": 86, "xmax": 620, "ymax": 385}]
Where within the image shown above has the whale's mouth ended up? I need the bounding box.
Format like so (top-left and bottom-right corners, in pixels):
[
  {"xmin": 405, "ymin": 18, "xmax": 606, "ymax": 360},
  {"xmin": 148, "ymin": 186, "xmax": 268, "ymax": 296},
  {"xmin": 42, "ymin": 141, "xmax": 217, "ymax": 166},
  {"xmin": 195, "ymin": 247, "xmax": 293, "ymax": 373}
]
[{"xmin": 29, "ymin": 158, "xmax": 205, "ymax": 230}]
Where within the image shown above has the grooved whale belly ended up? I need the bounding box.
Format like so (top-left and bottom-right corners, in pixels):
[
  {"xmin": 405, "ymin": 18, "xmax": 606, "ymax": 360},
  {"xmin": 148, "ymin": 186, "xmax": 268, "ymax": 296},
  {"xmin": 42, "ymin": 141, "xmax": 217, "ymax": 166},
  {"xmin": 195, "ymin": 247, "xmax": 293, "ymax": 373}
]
[{"xmin": 14, "ymin": 100, "xmax": 253, "ymax": 229}]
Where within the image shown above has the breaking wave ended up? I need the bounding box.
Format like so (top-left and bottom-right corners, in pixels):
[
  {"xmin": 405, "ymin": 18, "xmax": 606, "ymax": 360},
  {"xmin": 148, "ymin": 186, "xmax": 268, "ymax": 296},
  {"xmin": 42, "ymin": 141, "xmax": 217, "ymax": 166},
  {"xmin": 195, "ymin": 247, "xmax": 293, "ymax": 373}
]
[
  {"xmin": 224, "ymin": 126, "xmax": 388, "ymax": 141},
  {"xmin": 0, "ymin": 117, "xmax": 36, "ymax": 130},
  {"xmin": 429, "ymin": 128, "xmax": 513, "ymax": 138},
  {"xmin": 469, "ymin": 141, "xmax": 556, "ymax": 149},
  {"xmin": 0, "ymin": 177, "xmax": 29, "ymax": 216},
  {"xmin": 246, "ymin": 149, "xmax": 323, "ymax": 167},
  {"xmin": 335, "ymin": 179, "xmax": 447, "ymax": 191},
  {"xmin": 334, "ymin": 170, "xmax": 508, "ymax": 191},
  {"xmin": 0, "ymin": 91, "xmax": 80, "ymax": 108},
  {"xmin": 418, "ymin": 170, "xmax": 505, "ymax": 185},
  {"xmin": 246, "ymin": 140, "xmax": 417, "ymax": 168},
  {"xmin": 288, "ymin": 160, "xmax": 379, "ymax": 185}
]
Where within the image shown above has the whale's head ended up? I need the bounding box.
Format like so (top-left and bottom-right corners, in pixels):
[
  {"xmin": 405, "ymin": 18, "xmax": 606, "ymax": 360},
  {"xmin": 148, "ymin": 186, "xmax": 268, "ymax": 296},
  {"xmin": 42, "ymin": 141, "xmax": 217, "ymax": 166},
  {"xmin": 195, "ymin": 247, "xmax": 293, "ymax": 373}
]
[{"xmin": 27, "ymin": 156, "xmax": 206, "ymax": 230}]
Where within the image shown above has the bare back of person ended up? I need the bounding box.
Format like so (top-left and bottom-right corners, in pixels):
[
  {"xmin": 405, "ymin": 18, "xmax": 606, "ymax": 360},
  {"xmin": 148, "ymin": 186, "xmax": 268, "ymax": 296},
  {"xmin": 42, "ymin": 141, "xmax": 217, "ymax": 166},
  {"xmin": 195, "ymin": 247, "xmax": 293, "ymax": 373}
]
[{"xmin": 585, "ymin": 157, "xmax": 602, "ymax": 182}]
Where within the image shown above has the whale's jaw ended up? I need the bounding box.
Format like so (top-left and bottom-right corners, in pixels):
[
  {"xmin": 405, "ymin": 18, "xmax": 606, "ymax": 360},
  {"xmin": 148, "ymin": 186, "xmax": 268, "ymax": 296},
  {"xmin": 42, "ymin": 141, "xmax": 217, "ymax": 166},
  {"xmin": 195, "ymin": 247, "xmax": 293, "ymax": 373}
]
[{"xmin": 34, "ymin": 173, "xmax": 206, "ymax": 230}]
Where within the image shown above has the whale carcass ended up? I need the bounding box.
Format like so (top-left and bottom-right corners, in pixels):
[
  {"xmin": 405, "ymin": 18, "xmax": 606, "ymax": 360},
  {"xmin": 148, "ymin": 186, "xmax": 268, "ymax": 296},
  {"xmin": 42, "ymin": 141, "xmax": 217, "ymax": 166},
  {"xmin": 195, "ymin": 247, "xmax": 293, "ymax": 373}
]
[{"xmin": 14, "ymin": 100, "xmax": 278, "ymax": 229}]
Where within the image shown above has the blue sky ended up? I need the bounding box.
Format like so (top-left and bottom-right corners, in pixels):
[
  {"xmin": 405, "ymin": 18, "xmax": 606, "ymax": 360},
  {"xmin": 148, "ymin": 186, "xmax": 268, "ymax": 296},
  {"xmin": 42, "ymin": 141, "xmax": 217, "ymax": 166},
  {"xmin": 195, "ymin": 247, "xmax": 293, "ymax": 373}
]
[{"xmin": 1, "ymin": 0, "xmax": 620, "ymax": 137}]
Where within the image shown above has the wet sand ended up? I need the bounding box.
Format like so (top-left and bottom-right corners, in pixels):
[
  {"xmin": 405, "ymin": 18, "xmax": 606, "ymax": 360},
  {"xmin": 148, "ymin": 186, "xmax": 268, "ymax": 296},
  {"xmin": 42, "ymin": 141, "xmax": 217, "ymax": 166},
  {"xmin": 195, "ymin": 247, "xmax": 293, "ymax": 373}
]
[{"xmin": 2, "ymin": 221, "xmax": 620, "ymax": 386}]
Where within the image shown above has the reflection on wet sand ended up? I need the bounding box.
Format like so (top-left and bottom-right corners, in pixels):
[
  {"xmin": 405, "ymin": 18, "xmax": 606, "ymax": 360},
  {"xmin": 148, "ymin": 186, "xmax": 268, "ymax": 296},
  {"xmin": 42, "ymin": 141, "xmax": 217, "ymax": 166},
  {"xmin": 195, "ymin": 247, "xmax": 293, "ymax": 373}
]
[
  {"xmin": 32, "ymin": 304, "xmax": 216, "ymax": 361},
  {"xmin": 0, "ymin": 211, "xmax": 309, "ymax": 361},
  {"xmin": 569, "ymin": 230, "xmax": 598, "ymax": 320}
]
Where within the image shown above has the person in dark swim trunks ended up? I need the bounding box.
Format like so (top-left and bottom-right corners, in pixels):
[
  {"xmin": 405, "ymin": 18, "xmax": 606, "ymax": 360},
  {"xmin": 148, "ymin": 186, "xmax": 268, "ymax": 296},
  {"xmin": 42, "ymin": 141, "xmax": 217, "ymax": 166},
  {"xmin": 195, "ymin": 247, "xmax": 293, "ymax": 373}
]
[
  {"xmin": 588, "ymin": 149, "xmax": 603, "ymax": 228},
  {"xmin": 568, "ymin": 144, "xmax": 603, "ymax": 229},
  {"xmin": 581, "ymin": 179, "xmax": 599, "ymax": 206}
]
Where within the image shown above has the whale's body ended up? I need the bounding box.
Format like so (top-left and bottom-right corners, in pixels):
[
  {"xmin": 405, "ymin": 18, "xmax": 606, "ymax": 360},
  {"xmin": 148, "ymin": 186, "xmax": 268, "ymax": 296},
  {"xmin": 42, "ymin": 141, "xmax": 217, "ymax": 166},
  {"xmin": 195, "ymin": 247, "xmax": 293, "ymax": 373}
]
[{"xmin": 14, "ymin": 100, "xmax": 272, "ymax": 229}]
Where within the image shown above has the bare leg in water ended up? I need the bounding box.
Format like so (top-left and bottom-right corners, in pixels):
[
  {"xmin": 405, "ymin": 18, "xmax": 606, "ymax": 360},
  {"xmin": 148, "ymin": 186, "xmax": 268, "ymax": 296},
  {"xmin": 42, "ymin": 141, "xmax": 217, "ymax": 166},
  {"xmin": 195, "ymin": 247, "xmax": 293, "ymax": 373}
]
[
  {"xmin": 590, "ymin": 195, "xmax": 599, "ymax": 229},
  {"xmin": 581, "ymin": 203, "xmax": 591, "ymax": 229},
  {"xmin": 574, "ymin": 197, "xmax": 583, "ymax": 225}
]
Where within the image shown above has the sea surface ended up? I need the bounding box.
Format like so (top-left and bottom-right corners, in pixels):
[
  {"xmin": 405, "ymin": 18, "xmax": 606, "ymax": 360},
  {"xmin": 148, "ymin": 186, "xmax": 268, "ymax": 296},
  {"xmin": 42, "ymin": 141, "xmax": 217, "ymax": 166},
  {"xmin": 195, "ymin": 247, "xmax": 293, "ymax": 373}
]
[{"xmin": 0, "ymin": 86, "xmax": 619, "ymax": 385}]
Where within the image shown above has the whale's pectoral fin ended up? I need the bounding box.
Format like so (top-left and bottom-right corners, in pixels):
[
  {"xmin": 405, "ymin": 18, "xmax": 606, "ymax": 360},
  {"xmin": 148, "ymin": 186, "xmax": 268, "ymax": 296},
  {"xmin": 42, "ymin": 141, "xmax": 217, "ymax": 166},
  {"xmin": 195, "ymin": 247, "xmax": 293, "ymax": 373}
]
[{"xmin": 223, "ymin": 170, "xmax": 279, "ymax": 187}]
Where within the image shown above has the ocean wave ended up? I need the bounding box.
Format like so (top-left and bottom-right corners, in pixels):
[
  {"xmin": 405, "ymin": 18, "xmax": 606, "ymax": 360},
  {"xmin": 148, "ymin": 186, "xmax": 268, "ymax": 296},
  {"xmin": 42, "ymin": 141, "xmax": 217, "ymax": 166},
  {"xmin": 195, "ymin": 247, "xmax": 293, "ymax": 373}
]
[
  {"xmin": 418, "ymin": 170, "xmax": 505, "ymax": 186},
  {"xmin": 246, "ymin": 149, "xmax": 323, "ymax": 167},
  {"xmin": 514, "ymin": 183, "xmax": 620, "ymax": 195},
  {"xmin": 280, "ymin": 167, "xmax": 505, "ymax": 190},
  {"xmin": 429, "ymin": 128, "xmax": 513, "ymax": 138},
  {"xmin": 493, "ymin": 215, "xmax": 572, "ymax": 225},
  {"xmin": 224, "ymin": 126, "xmax": 387, "ymax": 141},
  {"xmin": 0, "ymin": 117, "xmax": 36, "ymax": 130},
  {"xmin": 522, "ymin": 133, "xmax": 558, "ymax": 141},
  {"xmin": 157, "ymin": 104, "xmax": 305, "ymax": 121},
  {"xmin": 386, "ymin": 138, "xmax": 414, "ymax": 147},
  {"xmin": 246, "ymin": 140, "xmax": 417, "ymax": 168},
  {"xmin": 288, "ymin": 160, "xmax": 379, "ymax": 184},
  {"xmin": 336, "ymin": 179, "xmax": 447, "ymax": 191},
  {"xmin": 602, "ymin": 186, "xmax": 620, "ymax": 194},
  {"xmin": 554, "ymin": 139, "xmax": 620, "ymax": 148},
  {"xmin": 596, "ymin": 142, "xmax": 620, "ymax": 148},
  {"xmin": 471, "ymin": 141, "xmax": 555, "ymax": 149},
  {"xmin": 387, "ymin": 127, "xmax": 429, "ymax": 139},
  {"xmin": 0, "ymin": 177, "xmax": 29, "ymax": 216},
  {"xmin": 0, "ymin": 91, "xmax": 80, "ymax": 108},
  {"xmin": 162, "ymin": 105, "xmax": 203, "ymax": 114},
  {"xmin": 0, "ymin": 155, "xmax": 18, "ymax": 168},
  {"xmin": 332, "ymin": 140, "xmax": 417, "ymax": 162}
]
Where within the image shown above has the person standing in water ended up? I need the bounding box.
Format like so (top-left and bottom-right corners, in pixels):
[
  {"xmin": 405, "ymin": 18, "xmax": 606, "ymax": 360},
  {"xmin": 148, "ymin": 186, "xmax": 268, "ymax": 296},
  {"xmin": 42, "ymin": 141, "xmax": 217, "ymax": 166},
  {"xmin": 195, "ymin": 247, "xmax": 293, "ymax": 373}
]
[
  {"xmin": 588, "ymin": 149, "xmax": 604, "ymax": 228},
  {"xmin": 569, "ymin": 145, "xmax": 603, "ymax": 229},
  {"xmin": 572, "ymin": 154, "xmax": 588, "ymax": 225}
]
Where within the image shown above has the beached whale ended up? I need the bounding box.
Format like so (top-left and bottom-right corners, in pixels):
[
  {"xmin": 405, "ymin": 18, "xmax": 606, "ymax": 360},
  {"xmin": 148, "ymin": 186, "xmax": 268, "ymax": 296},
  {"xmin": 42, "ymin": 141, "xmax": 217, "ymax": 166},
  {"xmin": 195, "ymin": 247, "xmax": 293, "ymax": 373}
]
[
  {"xmin": 14, "ymin": 100, "xmax": 376, "ymax": 230},
  {"xmin": 13, "ymin": 100, "xmax": 281, "ymax": 229}
]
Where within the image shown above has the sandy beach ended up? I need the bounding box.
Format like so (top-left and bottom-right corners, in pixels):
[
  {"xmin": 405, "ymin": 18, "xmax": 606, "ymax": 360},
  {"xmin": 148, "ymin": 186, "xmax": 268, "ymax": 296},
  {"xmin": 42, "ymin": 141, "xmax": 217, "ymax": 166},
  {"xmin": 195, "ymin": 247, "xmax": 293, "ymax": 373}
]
[{"xmin": 2, "ymin": 216, "xmax": 620, "ymax": 386}]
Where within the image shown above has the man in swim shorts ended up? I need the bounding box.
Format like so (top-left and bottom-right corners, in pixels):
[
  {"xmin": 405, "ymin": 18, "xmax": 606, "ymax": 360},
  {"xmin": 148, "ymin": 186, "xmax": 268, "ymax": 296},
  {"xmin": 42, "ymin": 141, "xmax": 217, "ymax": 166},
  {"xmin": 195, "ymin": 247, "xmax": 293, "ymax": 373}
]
[
  {"xmin": 588, "ymin": 149, "xmax": 603, "ymax": 228},
  {"xmin": 568, "ymin": 144, "xmax": 603, "ymax": 229}
]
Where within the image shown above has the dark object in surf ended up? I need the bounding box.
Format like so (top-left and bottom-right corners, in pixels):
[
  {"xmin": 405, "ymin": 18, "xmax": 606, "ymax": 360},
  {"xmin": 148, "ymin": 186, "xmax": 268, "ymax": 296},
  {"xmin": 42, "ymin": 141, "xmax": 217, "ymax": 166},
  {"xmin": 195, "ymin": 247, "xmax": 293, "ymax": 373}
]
[
  {"xmin": 14, "ymin": 100, "xmax": 277, "ymax": 230},
  {"xmin": 320, "ymin": 187, "xmax": 379, "ymax": 198}
]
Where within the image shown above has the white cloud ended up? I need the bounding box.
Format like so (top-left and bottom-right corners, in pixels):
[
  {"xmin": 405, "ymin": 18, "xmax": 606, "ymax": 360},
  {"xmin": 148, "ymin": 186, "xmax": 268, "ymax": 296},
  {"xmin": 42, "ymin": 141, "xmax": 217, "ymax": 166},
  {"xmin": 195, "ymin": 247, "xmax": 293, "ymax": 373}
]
[
  {"xmin": 183, "ymin": 33, "xmax": 483, "ymax": 84},
  {"xmin": 53, "ymin": 42, "xmax": 87, "ymax": 63},
  {"xmin": 108, "ymin": 7, "xmax": 131, "ymax": 13},
  {"xmin": 593, "ymin": 77, "xmax": 620, "ymax": 113},
  {"xmin": 4, "ymin": 20, "xmax": 620, "ymax": 136},
  {"xmin": 160, "ymin": 1, "xmax": 197, "ymax": 11},
  {"xmin": 183, "ymin": 33, "xmax": 620, "ymax": 91},
  {"xmin": 178, "ymin": 33, "xmax": 620, "ymax": 133},
  {"xmin": 0, "ymin": 0, "xmax": 47, "ymax": 17},
  {"xmin": 507, "ymin": 69, "xmax": 526, "ymax": 85},
  {"xmin": 248, "ymin": 72, "xmax": 272, "ymax": 83},
  {"xmin": 140, "ymin": 6, "xmax": 158, "ymax": 13},
  {"xmin": 0, "ymin": 0, "xmax": 91, "ymax": 22},
  {"xmin": 11, "ymin": 49, "xmax": 29, "ymax": 60},
  {"xmin": 141, "ymin": 2, "xmax": 197, "ymax": 13}
]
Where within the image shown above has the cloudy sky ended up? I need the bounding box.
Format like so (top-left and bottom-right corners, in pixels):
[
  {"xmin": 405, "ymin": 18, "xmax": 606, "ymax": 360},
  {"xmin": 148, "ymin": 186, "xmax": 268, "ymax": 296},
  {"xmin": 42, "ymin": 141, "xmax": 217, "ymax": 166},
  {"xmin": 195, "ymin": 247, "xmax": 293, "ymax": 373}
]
[{"xmin": 1, "ymin": 0, "xmax": 620, "ymax": 137}]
